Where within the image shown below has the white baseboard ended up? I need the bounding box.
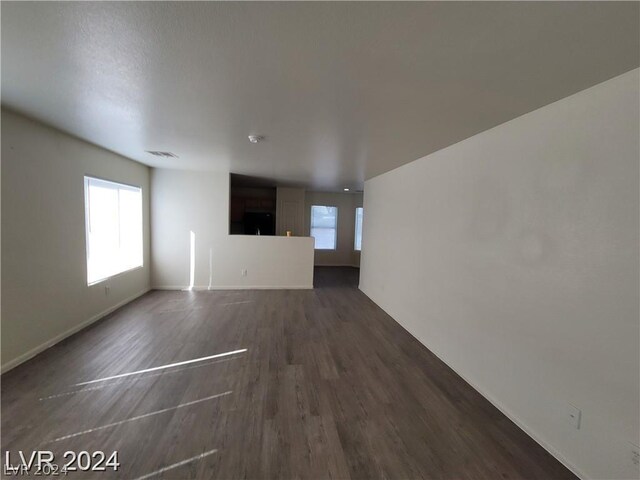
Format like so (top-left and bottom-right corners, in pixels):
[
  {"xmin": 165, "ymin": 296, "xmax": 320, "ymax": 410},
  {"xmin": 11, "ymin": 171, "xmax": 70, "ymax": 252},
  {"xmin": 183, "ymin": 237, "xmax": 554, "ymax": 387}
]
[
  {"xmin": 153, "ymin": 285, "xmax": 313, "ymax": 291},
  {"xmin": 358, "ymin": 285, "xmax": 587, "ymax": 480},
  {"xmin": 1, "ymin": 288, "xmax": 151, "ymax": 374}
]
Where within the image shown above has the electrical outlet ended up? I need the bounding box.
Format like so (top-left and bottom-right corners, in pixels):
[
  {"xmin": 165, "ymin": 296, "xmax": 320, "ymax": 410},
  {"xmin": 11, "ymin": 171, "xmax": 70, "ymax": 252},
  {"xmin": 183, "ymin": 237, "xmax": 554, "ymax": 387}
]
[
  {"xmin": 104, "ymin": 284, "xmax": 111, "ymax": 296},
  {"xmin": 241, "ymin": 269, "xmax": 247, "ymax": 277},
  {"xmin": 566, "ymin": 404, "xmax": 581, "ymax": 430},
  {"xmin": 630, "ymin": 442, "xmax": 639, "ymax": 471}
]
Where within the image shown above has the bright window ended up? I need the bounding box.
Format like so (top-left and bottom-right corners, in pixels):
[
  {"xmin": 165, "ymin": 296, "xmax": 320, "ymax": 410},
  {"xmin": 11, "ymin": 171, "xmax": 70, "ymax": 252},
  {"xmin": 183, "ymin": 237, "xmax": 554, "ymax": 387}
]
[
  {"xmin": 310, "ymin": 205, "xmax": 337, "ymax": 250},
  {"xmin": 354, "ymin": 207, "xmax": 363, "ymax": 251},
  {"xmin": 84, "ymin": 176, "xmax": 143, "ymax": 285}
]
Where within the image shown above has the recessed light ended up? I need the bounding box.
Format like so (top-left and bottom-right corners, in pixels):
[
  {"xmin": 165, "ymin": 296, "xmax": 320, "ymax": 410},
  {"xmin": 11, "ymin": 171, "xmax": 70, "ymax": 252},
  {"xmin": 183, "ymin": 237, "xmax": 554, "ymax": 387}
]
[
  {"xmin": 248, "ymin": 135, "xmax": 264, "ymax": 144},
  {"xmin": 343, "ymin": 188, "xmax": 350, "ymax": 192}
]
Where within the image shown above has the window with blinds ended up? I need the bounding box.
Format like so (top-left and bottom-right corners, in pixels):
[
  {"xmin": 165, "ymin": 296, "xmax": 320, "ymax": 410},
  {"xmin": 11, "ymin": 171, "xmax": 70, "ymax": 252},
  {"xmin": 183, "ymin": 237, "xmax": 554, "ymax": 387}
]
[
  {"xmin": 310, "ymin": 205, "xmax": 338, "ymax": 250},
  {"xmin": 84, "ymin": 176, "xmax": 143, "ymax": 284}
]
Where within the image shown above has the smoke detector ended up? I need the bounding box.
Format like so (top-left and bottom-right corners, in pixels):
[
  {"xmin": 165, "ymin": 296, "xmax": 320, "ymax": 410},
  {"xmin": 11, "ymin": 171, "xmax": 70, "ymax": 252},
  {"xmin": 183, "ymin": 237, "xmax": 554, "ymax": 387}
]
[{"xmin": 248, "ymin": 135, "xmax": 264, "ymax": 144}]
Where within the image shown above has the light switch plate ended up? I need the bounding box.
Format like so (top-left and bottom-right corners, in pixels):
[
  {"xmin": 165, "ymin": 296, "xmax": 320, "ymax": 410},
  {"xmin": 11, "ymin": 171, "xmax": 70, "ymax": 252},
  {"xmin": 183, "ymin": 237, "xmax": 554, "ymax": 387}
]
[{"xmin": 567, "ymin": 404, "xmax": 581, "ymax": 430}]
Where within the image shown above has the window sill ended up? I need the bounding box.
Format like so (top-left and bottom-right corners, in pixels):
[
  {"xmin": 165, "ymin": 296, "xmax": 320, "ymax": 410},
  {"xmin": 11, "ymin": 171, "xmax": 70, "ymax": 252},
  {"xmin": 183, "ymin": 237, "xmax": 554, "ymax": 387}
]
[{"xmin": 88, "ymin": 264, "xmax": 144, "ymax": 287}]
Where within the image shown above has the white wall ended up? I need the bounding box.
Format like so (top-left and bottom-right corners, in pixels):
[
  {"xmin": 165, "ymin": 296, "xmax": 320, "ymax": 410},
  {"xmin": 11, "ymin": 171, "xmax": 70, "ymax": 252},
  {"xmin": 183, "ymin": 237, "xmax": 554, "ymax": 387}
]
[
  {"xmin": 151, "ymin": 169, "xmax": 314, "ymax": 289},
  {"xmin": 305, "ymin": 191, "xmax": 363, "ymax": 267},
  {"xmin": 1, "ymin": 108, "xmax": 151, "ymax": 372},
  {"xmin": 360, "ymin": 69, "xmax": 639, "ymax": 480}
]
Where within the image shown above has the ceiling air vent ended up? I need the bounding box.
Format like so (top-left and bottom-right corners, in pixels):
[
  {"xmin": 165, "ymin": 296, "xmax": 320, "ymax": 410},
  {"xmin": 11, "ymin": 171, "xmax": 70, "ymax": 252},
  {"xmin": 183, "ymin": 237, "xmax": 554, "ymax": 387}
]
[{"xmin": 146, "ymin": 150, "xmax": 178, "ymax": 158}]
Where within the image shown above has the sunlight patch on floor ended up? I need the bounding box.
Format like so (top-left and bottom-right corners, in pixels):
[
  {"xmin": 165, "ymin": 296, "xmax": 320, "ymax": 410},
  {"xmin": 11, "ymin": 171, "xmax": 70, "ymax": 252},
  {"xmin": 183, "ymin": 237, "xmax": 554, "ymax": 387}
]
[
  {"xmin": 49, "ymin": 391, "xmax": 232, "ymax": 443},
  {"xmin": 73, "ymin": 349, "xmax": 247, "ymax": 386}
]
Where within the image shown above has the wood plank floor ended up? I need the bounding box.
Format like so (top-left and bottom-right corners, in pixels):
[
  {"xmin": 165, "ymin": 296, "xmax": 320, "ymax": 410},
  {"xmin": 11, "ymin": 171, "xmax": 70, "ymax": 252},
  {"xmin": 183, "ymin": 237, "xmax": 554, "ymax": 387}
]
[{"xmin": 1, "ymin": 267, "xmax": 576, "ymax": 479}]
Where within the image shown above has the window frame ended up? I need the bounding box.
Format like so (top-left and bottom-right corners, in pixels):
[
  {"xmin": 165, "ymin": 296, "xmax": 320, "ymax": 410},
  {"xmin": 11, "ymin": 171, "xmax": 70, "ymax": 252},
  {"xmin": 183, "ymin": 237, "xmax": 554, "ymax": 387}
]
[
  {"xmin": 310, "ymin": 205, "xmax": 338, "ymax": 251},
  {"xmin": 84, "ymin": 175, "xmax": 144, "ymax": 286},
  {"xmin": 354, "ymin": 207, "xmax": 363, "ymax": 251}
]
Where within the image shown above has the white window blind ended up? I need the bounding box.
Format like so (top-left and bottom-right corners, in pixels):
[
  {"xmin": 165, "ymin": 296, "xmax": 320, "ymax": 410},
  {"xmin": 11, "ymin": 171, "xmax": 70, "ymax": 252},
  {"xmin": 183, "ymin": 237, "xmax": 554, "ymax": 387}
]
[
  {"xmin": 354, "ymin": 207, "xmax": 363, "ymax": 251},
  {"xmin": 310, "ymin": 205, "xmax": 337, "ymax": 250},
  {"xmin": 84, "ymin": 176, "xmax": 143, "ymax": 285}
]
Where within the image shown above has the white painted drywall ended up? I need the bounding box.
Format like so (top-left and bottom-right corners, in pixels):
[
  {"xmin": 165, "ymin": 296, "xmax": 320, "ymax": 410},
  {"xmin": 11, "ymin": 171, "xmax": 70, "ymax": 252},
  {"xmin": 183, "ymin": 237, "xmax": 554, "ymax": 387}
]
[
  {"xmin": 4, "ymin": 3, "xmax": 639, "ymax": 185},
  {"xmin": 1, "ymin": 108, "xmax": 151, "ymax": 372},
  {"xmin": 359, "ymin": 69, "xmax": 640, "ymax": 480},
  {"xmin": 151, "ymin": 169, "xmax": 314, "ymax": 289},
  {"xmin": 305, "ymin": 191, "xmax": 363, "ymax": 267}
]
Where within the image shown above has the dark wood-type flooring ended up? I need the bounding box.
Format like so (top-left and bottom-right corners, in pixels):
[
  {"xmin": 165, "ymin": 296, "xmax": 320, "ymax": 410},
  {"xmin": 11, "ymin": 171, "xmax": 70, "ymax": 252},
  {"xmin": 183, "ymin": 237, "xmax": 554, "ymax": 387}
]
[{"xmin": 1, "ymin": 267, "xmax": 576, "ymax": 479}]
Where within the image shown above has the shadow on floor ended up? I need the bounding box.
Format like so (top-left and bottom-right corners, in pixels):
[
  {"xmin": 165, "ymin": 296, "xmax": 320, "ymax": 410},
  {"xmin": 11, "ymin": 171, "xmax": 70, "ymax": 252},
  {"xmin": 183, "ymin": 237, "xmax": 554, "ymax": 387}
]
[{"xmin": 313, "ymin": 266, "xmax": 360, "ymax": 288}]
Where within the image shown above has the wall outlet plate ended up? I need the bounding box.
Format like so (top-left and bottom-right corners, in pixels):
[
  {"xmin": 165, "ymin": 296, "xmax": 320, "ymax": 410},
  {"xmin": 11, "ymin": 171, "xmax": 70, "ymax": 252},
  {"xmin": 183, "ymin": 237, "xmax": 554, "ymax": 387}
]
[{"xmin": 566, "ymin": 404, "xmax": 581, "ymax": 430}]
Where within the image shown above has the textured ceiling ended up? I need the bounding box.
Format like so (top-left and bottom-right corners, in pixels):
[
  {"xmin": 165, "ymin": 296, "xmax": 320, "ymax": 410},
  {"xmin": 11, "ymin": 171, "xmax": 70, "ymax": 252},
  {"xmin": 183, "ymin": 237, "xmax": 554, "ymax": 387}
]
[{"xmin": 2, "ymin": 2, "xmax": 638, "ymax": 190}]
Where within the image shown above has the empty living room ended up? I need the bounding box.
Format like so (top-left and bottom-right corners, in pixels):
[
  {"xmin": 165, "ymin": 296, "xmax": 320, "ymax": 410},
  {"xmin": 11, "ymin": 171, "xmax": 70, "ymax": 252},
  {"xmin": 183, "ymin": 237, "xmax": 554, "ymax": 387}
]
[{"xmin": 1, "ymin": 2, "xmax": 639, "ymax": 479}]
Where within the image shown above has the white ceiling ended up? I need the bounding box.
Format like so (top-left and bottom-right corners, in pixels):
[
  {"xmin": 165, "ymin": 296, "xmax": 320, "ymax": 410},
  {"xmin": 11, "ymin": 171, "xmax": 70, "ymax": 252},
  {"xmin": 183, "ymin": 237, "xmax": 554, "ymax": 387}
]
[{"xmin": 2, "ymin": 2, "xmax": 638, "ymax": 191}]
